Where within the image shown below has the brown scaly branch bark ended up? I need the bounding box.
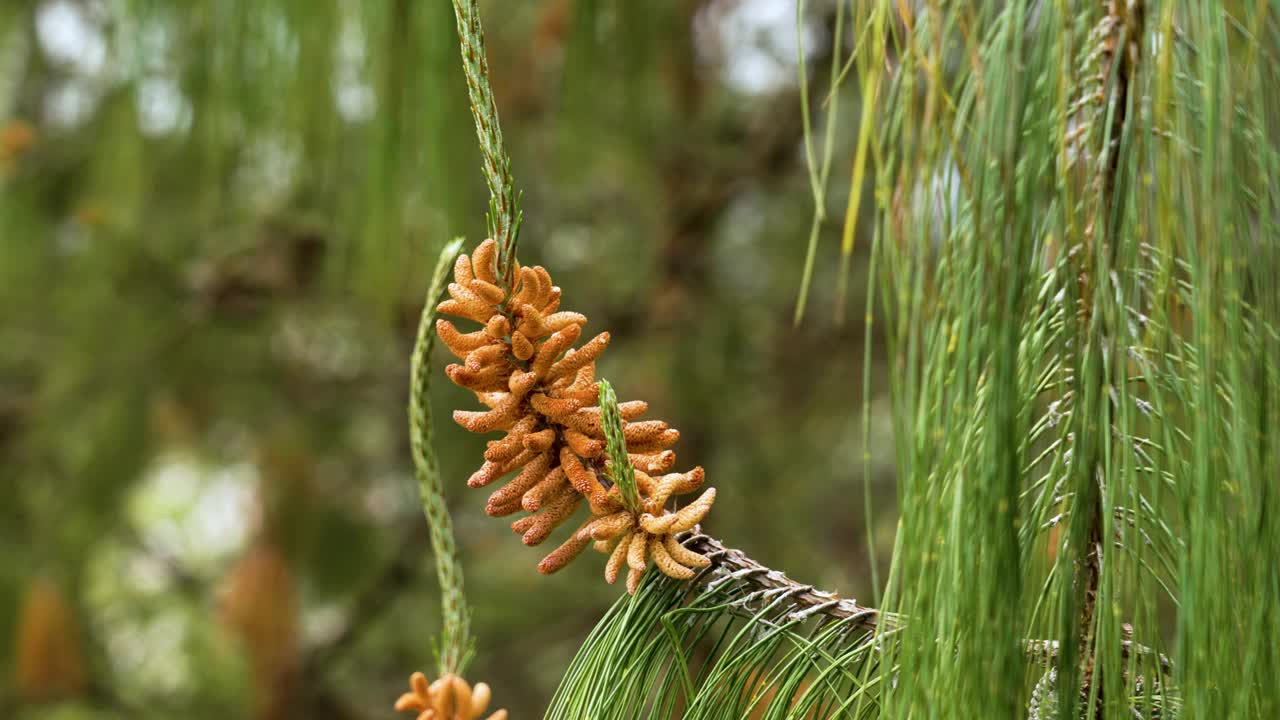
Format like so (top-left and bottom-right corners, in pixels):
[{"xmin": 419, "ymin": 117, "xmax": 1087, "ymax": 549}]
[
  {"xmin": 680, "ymin": 531, "xmax": 889, "ymax": 630},
  {"xmin": 1066, "ymin": 1, "xmax": 1146, "ymax": 713},
  {"xmin": 679, "ymin": 532, "xmax": 1171, "ymax": 673}
]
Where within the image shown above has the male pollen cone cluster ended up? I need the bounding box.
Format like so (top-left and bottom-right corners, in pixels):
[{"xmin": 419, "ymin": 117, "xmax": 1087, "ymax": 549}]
[
  {"xmin": 395, "ymin": 671, "xmax": 507, "ymax": 720},
  {"xmin": 436, "ymin": 239, "xmax": 716, "ymax": 592}
]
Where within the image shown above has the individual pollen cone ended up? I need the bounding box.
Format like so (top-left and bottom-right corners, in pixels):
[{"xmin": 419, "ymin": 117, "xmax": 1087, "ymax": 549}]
[
  {"xmin": 13, "ymin": 577, "xmax": 86, "ymax": 701},
  {"xmin": 395, "ymin": 670, "xmax": 508, "ymax": 720},
  {"xmin": 435, "ymin": 238, "xmax": 716, "ymax": 583},
  {"xmin": 522, "ymin": 466, "xmax": 569, "ymax": 511},
  {"xmin": 438, "ymin": 320, "xmax": 493, "ymax": 360},
  {"xmin": 639, "ymin": 488, "xmax": 717, "ymax": 535},
  {"xmin": 538, "ymin": 482, "xmax": 714, "ymax": 592},
  {"xmin": 485, "ymin": 451, "xmax": 552, "ymax": 515}
]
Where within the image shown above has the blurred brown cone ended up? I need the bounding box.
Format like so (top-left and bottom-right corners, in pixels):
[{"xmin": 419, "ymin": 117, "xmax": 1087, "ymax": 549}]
[
  {"xmin": 13, "ymin": 577, "xmax": 87, "ymax": 702},
  {"xmin": 218, "ymin": 542, "xmax": 300, "ymax": 720},
  {"xmin": 0, "ymin": 120, "xmax": 37, "ymax": 164}
]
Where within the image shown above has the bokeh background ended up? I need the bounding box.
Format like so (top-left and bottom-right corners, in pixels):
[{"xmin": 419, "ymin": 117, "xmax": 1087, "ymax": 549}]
[{"xmin": 0, "ymin": 1, "xmax": 898, "ymax": 717}]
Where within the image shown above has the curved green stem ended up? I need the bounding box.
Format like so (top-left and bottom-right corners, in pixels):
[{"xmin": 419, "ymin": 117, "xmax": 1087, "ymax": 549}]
[{"xmin": 409, "ymin": 237, "xmax": 472, "ymax": 675}]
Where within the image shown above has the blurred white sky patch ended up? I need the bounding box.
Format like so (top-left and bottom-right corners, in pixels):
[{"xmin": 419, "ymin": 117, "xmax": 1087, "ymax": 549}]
[
  {"xmin": 234, "ymin": 132, "xmax": 302, "ymax": 209},
  {"xmin": 131, "ymin": 455, "xmax": 258, "ymax": 571},
  {"xmin": 303, "ymin": 602, "xmax": 346, "ymax": 645},
  {"xmin": 106, "ymin": 610, "xmax": 191, "ymax": 693},
  {"xmin": 43, "ymin": 78, "xmax": 95, "ymax": 127},
  {"xmin": 129, "ymin": 10, "xmax": 193, "ymax": 136},
  {"xmin": 334, "ymin": 3, "xmax": 376, "ymax": 123},
  {"xmin": 36, "ymin": 0, "xmax": 107, "ymax": 75},
  {"xmin": 37, "ymin": 0, "xmax": 107, "ymax": 127},
  {"xmin": 137, "ymin": 75, "xmax": 191, "ymax": 135},
  {"xmin": 79, "ymin": 455, "xmax": 259, "ymax": 698},
  {"xmin": 914, "ymin": 155, "xmax": 964, "ymax": 250},
  {"xmin": 696, "ymin": 0, "xmax": 821, "ymax": 95},
  {"xmin": 35, "ymin": 0, "xmax": 194, "ymax": 134}
]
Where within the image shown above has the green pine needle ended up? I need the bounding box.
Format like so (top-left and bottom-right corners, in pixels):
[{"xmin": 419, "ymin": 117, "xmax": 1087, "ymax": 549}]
[
  {"xmin": 598, "ymin": 380, "xmax": 642, "ymax": 515},
  {"xmin": 546, "ymin": 543, "xmax": 892, "ymax": 720}
]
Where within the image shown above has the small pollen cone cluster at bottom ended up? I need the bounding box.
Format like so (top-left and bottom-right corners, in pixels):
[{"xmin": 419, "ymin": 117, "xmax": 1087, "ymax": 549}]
[
  {"xmin": 435, "ymin": 238, "xmax": 717, "ymax": 591},
  {"xmin": 395, "ymin": 671, "xmax": 507, "ymax": 720}
]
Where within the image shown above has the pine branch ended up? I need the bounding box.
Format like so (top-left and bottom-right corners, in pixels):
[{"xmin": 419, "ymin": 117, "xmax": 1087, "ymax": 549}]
[
  {"xmin": 680, "ymin": 531, "xmax": 889, "ymax": 630},
  {"xmin": 1064, "ymin": 2, "xmax": 1147, "ymax": 714},
  {"xmin": 681, "ymin": 531, "xmax": 1171, "ymax": 672}
]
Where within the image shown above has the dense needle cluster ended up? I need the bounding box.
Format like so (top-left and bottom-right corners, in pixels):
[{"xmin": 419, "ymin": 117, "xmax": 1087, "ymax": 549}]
[
  {"xmin": 395, "ymin": 671, "xmax": 507, "ymax": 720},
  {"xmin": 436, "ymin": 239, "xmax": 715, "ymax": 592}
]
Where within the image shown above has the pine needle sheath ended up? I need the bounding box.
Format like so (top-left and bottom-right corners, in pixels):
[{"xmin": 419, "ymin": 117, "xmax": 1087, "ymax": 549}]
[
  {"xmin": 598, "ymin": 380, "xmax": 642, "ymax": 514},
  {"xmin": 1058, "ymin": 3, "xmax": 1148, "ymax": 715},
  {"xmin": 409, "ymin": 237, "xmax": 472, "ymax": 675},
  {"xmin": 677, "ymin": 532, "xmax": 1170, "ymax": 668}
]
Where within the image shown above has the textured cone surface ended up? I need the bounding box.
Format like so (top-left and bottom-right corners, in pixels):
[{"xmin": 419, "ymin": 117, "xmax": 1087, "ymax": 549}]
[{"xmin": 435, "ymin": 239, "xmax": 716, "ymax": 584}]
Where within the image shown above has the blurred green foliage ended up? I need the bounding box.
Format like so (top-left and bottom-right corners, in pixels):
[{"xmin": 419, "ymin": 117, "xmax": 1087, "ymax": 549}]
[{"xmin": 0, "ymin": 1, "xmax": 893, "ymax": 717}]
